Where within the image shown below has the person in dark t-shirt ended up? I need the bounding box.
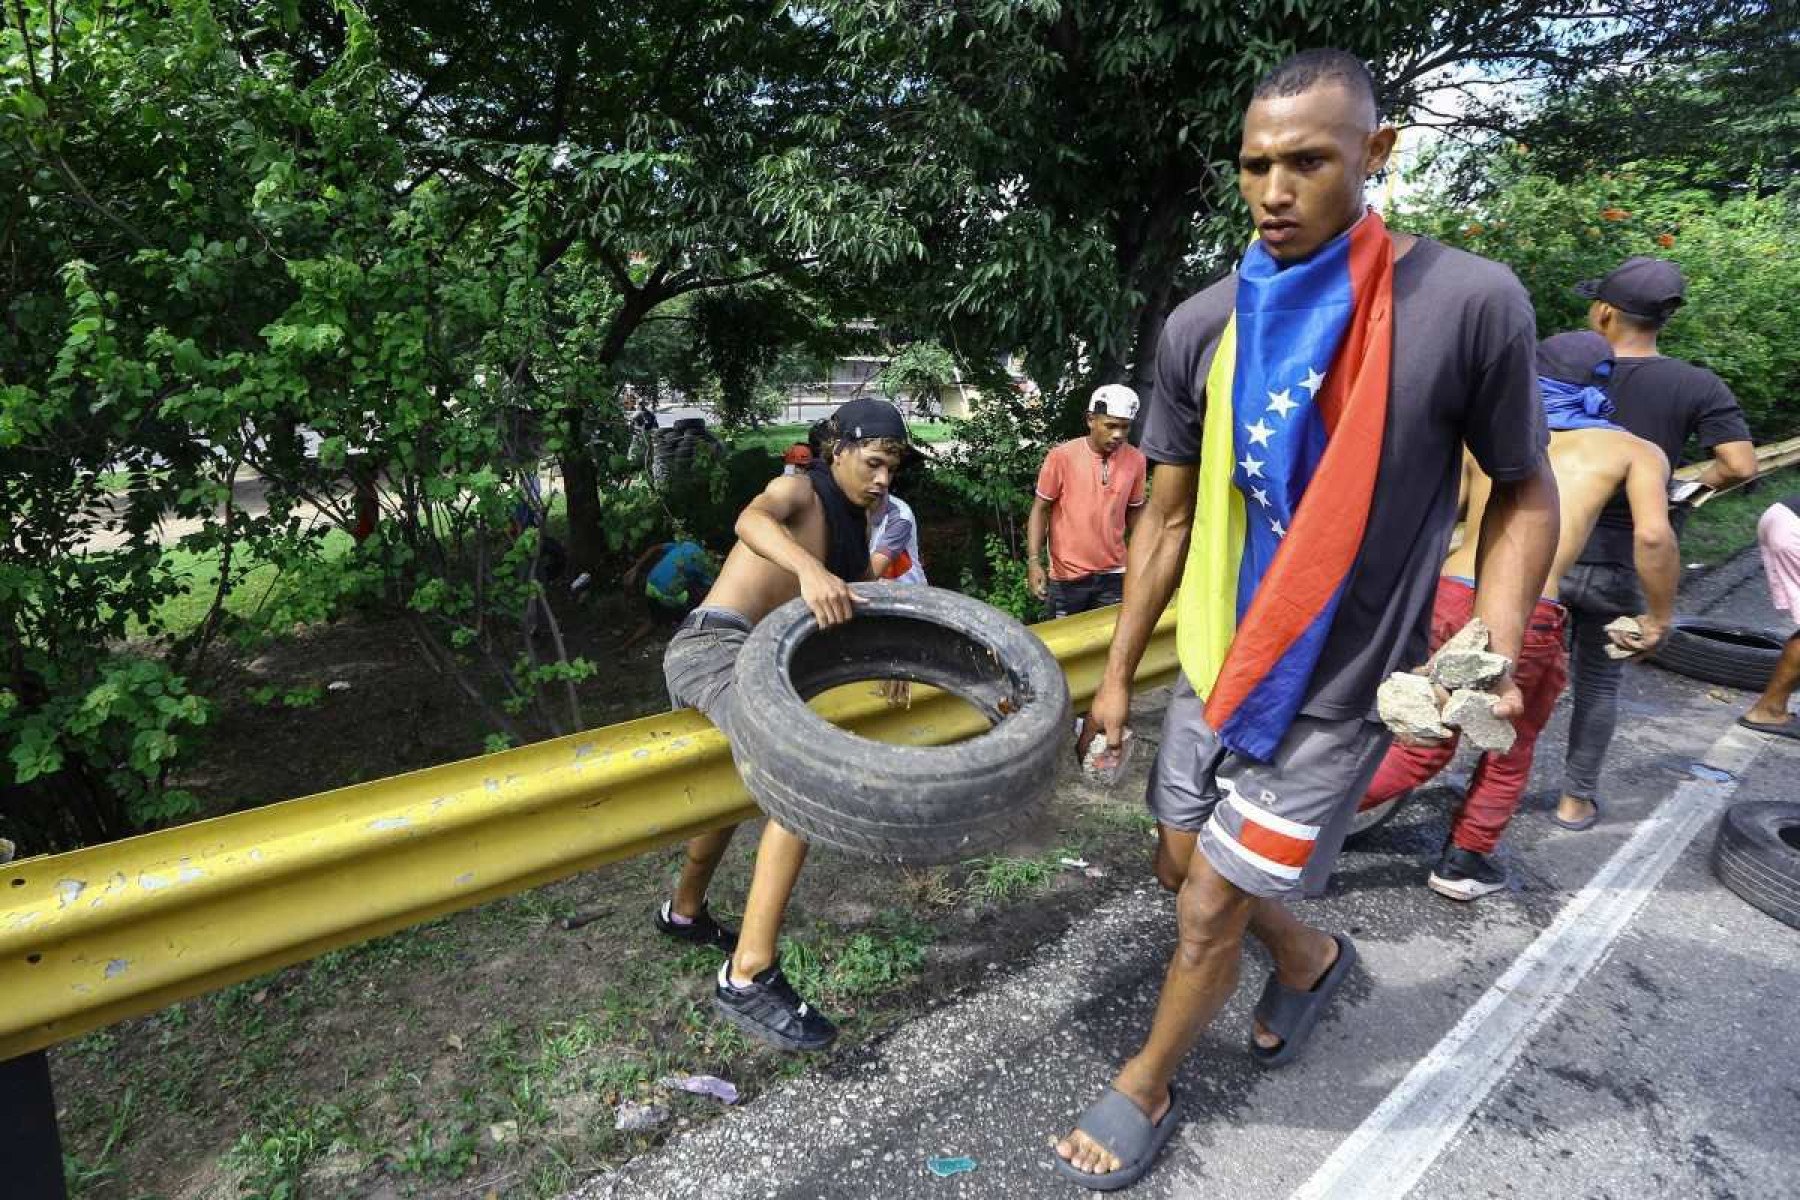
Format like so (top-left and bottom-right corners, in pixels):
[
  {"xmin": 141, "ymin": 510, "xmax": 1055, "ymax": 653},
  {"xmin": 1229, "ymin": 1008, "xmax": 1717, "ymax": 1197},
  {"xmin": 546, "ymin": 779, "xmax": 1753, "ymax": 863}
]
[
  {"xmin": 1555, "ymin": 256, "xmax": 1756, "ymax": 831},
  {"xmin": 1053, "ymin": 49, "xmax": 1559, "ymax": 1191}
]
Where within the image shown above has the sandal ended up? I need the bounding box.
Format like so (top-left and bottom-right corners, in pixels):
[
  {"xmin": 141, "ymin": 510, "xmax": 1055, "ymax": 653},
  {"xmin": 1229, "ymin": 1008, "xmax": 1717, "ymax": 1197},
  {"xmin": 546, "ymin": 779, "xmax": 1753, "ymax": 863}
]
[
  {"xmin": 1052, "ymin": 1086, "xmax": 1185, "ymax": 1192},
  {"xmin": 1737, "ymin": 715, "xmax": 1800, "ymax": 742},
  {"xmin": 1551, "ymin": 797, "xmax": 1600, "ymax": 832},
  {"xmin": 1249, "ymin": 933, "xmax": 1358, "ymax": 1068}
]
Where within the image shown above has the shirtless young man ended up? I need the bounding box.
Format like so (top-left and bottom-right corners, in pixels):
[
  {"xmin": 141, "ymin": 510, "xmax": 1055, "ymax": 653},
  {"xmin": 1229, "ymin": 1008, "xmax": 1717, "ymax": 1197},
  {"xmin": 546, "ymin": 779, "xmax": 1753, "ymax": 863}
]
[
  {"xmin": 1360, "ymin": 331, "xmax": 1677, "ymax": 901},
  {"xmin": 652, "ymin": 397, "xmax": 910, "ymax": 1051}
]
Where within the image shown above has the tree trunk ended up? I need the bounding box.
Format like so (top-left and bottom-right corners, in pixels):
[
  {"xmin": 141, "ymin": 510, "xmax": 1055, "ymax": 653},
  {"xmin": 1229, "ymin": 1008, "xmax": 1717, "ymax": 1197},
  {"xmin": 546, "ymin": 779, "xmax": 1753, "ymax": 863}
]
[{"xmin": 559, "ymin": 289, "xmax": 653, "ymax": 572}]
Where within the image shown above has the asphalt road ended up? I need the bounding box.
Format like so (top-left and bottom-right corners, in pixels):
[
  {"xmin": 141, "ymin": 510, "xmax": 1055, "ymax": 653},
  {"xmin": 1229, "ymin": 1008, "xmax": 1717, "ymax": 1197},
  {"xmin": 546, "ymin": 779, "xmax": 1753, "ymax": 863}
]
[{"xmin": 570, "ymin": 558, "xmax": 1800, "ymax": 1200}]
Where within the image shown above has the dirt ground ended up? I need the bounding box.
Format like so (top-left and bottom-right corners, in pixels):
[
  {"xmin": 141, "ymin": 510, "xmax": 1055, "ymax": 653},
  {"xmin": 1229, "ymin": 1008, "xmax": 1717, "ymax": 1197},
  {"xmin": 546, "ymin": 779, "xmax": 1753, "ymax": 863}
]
[{"xmin": 49, "ymin": 561, "xmax": 1156, "ymax": 1200}]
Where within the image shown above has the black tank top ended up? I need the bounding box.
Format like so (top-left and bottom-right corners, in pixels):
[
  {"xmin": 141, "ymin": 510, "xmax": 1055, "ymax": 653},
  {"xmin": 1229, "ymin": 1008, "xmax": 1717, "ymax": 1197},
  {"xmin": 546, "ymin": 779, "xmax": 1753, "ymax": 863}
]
[{"xmin": 807, "ymin": 461, "xmax": 871, "ymax": 582}]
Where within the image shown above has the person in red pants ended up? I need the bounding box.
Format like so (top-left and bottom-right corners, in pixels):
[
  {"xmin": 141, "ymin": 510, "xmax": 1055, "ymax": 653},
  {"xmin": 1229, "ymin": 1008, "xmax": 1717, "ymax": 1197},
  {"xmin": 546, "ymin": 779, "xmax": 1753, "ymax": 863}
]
[{"xmin": 1361, "ymin": 332, "xmax": 1680, "ymax": 900}]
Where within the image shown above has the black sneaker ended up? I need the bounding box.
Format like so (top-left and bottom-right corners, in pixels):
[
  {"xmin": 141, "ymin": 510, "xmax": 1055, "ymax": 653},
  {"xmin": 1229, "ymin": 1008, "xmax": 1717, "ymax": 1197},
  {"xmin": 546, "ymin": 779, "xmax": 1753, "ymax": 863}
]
[
  {"xmin": 713, "ymin": 959, "xmax": 838, "ymax": 1052},
  {"xmin": 1428, "ymin": 846, "xmax": 1508, "ymax": 902},
  {"xmin": 653, "ymin": 901, "xmax": 739, "ymax": 953}
]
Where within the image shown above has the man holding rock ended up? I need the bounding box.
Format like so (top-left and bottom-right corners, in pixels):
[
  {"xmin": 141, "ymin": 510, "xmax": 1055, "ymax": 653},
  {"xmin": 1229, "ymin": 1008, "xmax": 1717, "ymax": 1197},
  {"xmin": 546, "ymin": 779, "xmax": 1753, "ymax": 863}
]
[
  {"xmin": 1056, "ymin": 49, "xmax": 1558, "ymax": 1189},
  {"xmin": 1557, "ymin": 256, "xmax": 1755, "ymax": 830},
  {"xmin": 1363, "ymin": 331, "xmax": 1678, "ymax": 900}
]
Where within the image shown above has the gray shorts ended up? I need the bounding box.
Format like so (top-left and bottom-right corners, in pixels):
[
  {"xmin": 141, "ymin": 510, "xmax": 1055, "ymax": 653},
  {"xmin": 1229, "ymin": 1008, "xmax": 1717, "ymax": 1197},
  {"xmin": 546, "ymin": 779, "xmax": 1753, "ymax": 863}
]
[
  {"xmin": 1147, "ymin": 675, "xmax": 1392, "ymax": 899},
  {"xmin": 662, "ymin": 607, "xmax": 752, "ymax": 738}
]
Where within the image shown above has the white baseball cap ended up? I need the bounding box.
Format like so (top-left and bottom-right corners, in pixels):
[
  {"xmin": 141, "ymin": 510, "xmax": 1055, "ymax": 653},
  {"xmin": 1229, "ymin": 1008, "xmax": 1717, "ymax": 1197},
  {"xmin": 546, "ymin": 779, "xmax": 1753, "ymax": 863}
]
[{"xmin": 1089, "ymin": 383, "xmax": 1140, "ymax": 421}]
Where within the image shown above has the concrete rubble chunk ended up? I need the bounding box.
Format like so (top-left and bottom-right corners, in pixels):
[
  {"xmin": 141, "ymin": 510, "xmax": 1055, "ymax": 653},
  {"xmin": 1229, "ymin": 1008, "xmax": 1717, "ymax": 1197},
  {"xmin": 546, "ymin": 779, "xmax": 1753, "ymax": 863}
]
[
  {"xmin": 1377, "ymin": 672, "xmax": 1450, "ymax": 741},
  {"xmin": 1435, "ymin": 618, "xmax": 1492, "ymax": 661},
  {"xmin": 1443, "ymin": 688, "xmax": 1517, "ymax": 753},
  {"xmin": 1428, "ymin": 618, "xmax": 1511, "ymax": 689},
  {"xmin": 1604, "ymin": 615, "xmax": 1644, "ymax": 660},
  {"xmin": 1431, "ymin": 648, "xmax": 1512, "ymax": 690}
]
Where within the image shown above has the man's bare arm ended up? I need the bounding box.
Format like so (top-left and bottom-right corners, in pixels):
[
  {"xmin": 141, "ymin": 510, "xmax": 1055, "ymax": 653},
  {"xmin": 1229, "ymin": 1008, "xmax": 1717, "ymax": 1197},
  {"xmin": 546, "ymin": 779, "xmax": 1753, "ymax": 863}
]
[
  {"xmin": 1697, "ymin": 440, "xmax": 1756, "ymax": 491},
  {"xmin": 1026, "ymin": 495, "xmax": 1053, "ymax": 599},
  {"xmin": 1621, "ymin": 443, "xmax": 1680, "ymax": 650},
  {"xmin": 1471, "ymin": 460, "xmax": 1560, "ymax": 713},
  {"xmin": 1084, "ymin": 464, "xmax": 1197, "ymax": 746},
  {"xmin": 734, "ymin": 475, "xmax": 860, "ymax": 625}
]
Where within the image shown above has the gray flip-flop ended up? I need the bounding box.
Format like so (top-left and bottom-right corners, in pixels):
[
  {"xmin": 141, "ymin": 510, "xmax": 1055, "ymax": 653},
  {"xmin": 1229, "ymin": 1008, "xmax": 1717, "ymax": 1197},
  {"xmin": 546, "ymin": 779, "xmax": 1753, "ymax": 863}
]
[
  {"xmin": 1738, "ymin": 715, "xmax": 1800, "ymax": 742},
  {"xmin": 1249, "ymin": 933, "xmax": 1358, "ymax": 1068},
  {"xmin": 1551, "ymin": 797, "xmax": 1600, "ymax": 831},
  {"xmin": 1052, "ymin": 1085, "xmax": 1185, "ymax": 1192}
]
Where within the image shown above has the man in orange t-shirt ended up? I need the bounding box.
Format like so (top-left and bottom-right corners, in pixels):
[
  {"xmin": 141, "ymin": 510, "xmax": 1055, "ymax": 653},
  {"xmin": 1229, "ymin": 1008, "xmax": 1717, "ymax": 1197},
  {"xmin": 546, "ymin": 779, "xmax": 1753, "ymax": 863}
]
[{"xmin": 1027, "ymin": 384, "xmax": 1149, "ymax": 618}]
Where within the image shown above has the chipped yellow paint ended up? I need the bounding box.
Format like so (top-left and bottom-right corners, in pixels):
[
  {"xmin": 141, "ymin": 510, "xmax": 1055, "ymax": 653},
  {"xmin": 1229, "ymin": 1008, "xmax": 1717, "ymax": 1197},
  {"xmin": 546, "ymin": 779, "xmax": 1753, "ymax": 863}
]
[{"xmin": 0, "ymin": 603, "xmax": 1175, "ymax": 1059}]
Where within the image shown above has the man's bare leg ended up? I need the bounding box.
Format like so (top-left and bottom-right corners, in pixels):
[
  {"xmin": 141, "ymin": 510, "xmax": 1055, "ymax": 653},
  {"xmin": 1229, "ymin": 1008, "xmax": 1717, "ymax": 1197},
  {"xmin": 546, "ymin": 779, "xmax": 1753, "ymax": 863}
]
[
  {"xmin": 728, "ymin": 820, "xmax": 810, "ymax": 982},
  {"xmin": 1150, "ymin": 826, "xmax": 1339, "ymax": 1050},
  {"xmin": 1245, "ymin": 896, "xmax": 1340, "ymax": 1050},
  {"xmin": 1152, "ymin": 826, "xmax": 1197, "ymax": 893},
  {"xmin": 1057, "ymin": 852, "xmax": 1249, "ymax": 1177},
  {"xmin": 672, "ymin": 826, "xmax": 737, "ymax": 919},
  {"xmin": 1744, "ymin": 633, "xmax": 1800, "ymax": 726}
]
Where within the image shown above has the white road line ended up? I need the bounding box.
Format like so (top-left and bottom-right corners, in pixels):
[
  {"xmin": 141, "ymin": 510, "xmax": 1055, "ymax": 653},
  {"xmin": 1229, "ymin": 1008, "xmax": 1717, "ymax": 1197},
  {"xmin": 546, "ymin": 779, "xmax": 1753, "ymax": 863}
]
[{"xmin": 1290, "ymin": 722, "xmax": 1769, "ymax": 1200}]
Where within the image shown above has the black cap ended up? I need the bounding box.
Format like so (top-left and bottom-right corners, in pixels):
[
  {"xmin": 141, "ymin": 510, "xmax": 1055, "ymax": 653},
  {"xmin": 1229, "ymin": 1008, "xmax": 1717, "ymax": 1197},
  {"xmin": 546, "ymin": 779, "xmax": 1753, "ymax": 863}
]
[
  {"xmin": 1573, "ymin": 256, "xmax": 1686, "ymax": 319},
  {"xmin": 830, "ymin": 398, "xmax": 910, "ymax": 443},
  {"xmin": 1536, "ymin": 331, "xmax": 1614, "ymax": 387}
]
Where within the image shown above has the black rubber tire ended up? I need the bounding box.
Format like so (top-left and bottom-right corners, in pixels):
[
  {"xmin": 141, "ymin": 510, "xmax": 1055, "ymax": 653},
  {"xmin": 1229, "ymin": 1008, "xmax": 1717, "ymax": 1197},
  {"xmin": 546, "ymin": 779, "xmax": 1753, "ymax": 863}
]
[
  {"xmin": 1650, "ymin": 617, "xmax": 1788, "ymax": 692},
  {"xmin": 729, "ymin": 584, "xmax": 1072, "ymax": 864},
  {"xmin": 673, "ymin": 417, "xmax": 708, "ymax": 432},
  {"xmin": 1712, "ymin": 801, "xmax": 1800, "ymax": 929},
  {"xmin": 1345, "ymin": 790, "xmax": 1411, "ymax": 848}
]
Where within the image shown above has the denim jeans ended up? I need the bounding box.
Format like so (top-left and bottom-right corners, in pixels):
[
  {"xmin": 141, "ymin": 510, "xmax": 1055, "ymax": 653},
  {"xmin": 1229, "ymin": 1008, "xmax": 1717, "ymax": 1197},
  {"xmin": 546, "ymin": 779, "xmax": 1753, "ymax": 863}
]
[
  {"xmin": 1046, "ymin": 572, "xmax": 1124, "ymax": 619},
  {"xmin": 1558, "ymin": 562, "xmax": 1644, "ymax": 802}
]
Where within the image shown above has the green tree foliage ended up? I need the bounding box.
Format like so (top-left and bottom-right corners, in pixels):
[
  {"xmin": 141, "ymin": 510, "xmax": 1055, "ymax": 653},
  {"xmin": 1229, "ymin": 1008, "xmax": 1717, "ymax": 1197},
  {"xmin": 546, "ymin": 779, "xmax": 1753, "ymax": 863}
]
[
  {"xmin": 876, "ymin": 341, "xmax": 958, "ymax": 415},
  {"xmin": 345, "ymin": 0, "xmax": 940, "ymax": 568},
  {"xmin": 1402, "ymin": 165, "xmax": 1800, "ymax": 438},
  {"xmin": 1427, "ymin": 9, "xmax": 1799, "ymax": 201},
  {"xmin": 816, "ymin": 0, "xmax": 1756, "ymax": 431}
]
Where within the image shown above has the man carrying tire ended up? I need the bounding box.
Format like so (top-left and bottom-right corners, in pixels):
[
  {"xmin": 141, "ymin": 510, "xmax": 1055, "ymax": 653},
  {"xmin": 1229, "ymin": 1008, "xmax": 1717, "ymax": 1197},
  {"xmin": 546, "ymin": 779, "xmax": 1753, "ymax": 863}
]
[
  {"xmin": 1026, "ymin": 384, "xmax": 1149, "ymax": 617},
  {"xmin": 653, "ymin": 397, "xmax": 911, "ymax": 1052},
  {"xmin": 1055, "ymin": 50, "xmax": 1560, "ymax": 1190},
  {"xmin": 1358, "ymin": 331, "xmax": 1677, "ymax": 900},
  {"xmin": 1555, "ymin": 255, "xmax": 1756, "ymax": 831}
]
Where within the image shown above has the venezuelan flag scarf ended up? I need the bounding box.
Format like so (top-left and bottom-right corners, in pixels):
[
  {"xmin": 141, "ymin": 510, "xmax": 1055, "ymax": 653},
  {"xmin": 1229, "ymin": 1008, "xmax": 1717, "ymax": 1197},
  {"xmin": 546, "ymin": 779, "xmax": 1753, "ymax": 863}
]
[{"xmin": 1176, "ymin": 211, "xmax": 1395, "ymax": 761}]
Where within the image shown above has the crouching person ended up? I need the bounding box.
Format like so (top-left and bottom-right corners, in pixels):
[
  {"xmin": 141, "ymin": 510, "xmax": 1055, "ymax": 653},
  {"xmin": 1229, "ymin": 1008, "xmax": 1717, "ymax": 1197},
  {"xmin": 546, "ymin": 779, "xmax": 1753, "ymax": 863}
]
[{"xmin": 654, "ymin": 398, "xmax": 912, "ymax": 1051}]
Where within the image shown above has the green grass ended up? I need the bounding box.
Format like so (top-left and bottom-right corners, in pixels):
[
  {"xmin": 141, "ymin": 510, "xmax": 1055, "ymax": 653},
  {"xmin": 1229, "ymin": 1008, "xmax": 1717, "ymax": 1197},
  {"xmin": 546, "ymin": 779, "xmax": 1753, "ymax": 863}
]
[
  {"xmin": 1684, "ymin": 468, "xmax": 1795, "ymax": 565},
  {"xmin": 724, "ymin": 420, "xmax": 953, "ymax": 456},
  {"xmin": 963, "ymin": 846, "xmax": 1083, "ymax": 904}
]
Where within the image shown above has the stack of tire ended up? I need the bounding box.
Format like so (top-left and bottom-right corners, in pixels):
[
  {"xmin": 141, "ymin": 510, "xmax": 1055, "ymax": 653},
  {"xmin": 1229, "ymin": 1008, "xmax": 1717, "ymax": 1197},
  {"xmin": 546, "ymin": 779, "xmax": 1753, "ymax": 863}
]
[{"xmin": 650, "ymin": 418, "xmax": 726, "ymax": 487}]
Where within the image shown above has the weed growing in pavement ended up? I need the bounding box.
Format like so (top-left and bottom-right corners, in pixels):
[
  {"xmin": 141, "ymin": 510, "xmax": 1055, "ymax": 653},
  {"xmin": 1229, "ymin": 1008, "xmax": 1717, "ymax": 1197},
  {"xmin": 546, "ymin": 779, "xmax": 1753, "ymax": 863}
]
[
  {"xmin": 389, "ymin": 1119, "xmax": 481, "ymax": 1181},
  {"xmin": 779, "ymin": 911, "xmax": 936, "ymax": 1007},
  {"xmin": 964, "ymin": 845, "xmax": 1083, "ymax": 903},
  {"xmin": 225, "ymin": 1099, "xmax": 357, "ymax": 1200},
  {"xmin": 62, "ymin": 1087, "xmax": 133, "ymax": 1199}
]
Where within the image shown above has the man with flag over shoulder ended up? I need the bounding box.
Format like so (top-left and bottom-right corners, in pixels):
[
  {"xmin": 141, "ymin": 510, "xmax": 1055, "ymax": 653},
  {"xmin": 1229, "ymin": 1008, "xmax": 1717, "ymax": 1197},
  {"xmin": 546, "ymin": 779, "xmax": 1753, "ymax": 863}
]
[{"xmin": 1053, "ymin": 49, "xmax": 1560, "ymax": 1189}]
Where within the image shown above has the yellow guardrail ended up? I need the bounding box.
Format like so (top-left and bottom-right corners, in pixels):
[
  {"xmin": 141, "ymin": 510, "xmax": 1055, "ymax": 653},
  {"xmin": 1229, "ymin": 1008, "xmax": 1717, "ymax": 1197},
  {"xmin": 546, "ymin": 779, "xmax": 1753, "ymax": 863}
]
[{"xmin": 0, "ymin": 603, "xmax": 1178, "ymax": 1061}]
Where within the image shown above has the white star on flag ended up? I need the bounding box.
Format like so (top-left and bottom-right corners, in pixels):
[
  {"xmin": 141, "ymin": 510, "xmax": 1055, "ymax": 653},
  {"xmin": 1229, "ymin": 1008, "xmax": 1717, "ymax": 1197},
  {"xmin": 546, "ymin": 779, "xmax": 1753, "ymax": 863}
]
[
  {"xmin": 1250, "ymin": 486, "xmax": 1270, "ymax": 507},
  {"xmin": 1238, "ymin": 454, "xmax": 1264, "ymax": 479},
  {"xmin": 1266, "ymin": 388, "xmax": 1298, "ymax": 419},
  {"xmin": 1299, "ymin": 367, "xmax": 1325, "ymax": 397},
  {"xmin": 1270, "ymin": 518, "xmax": 1287, "ymax": 538},
  {"xmin": 1244, "ymin": 418, "xmax": 1275, "ymax": 447}
]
